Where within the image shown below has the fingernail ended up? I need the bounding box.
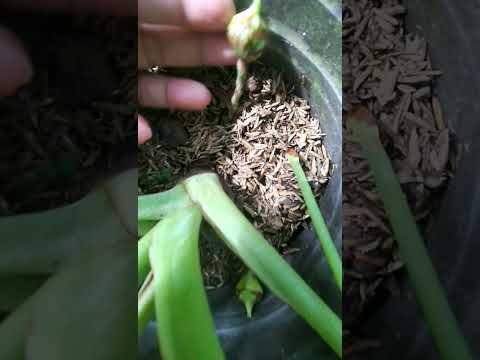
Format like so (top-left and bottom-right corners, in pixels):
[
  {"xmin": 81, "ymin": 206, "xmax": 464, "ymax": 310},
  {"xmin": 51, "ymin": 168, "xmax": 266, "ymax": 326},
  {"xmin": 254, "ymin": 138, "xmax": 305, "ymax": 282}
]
[
  {"xmin": 0, "ymin": 27, "xmax": 33, "ymax": 97},
  {"xmin": 138, "ymin": 116, "xmax": 152, "ymax": 144},
  {"xmin": 219, "ymin": 43, "xmax": 238, "ymax": 64},
  {"xmin": 205, "ymin": 40, "xmax": 237, "ymax": 66}
]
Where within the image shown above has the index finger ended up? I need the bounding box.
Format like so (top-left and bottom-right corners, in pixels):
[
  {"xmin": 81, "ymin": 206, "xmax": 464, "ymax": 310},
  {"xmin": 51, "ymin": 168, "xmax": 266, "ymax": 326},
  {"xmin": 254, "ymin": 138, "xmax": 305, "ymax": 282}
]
[
  {"xmin": 2, "ymin": 0, "xmax": 135, "ymax": 16},
  {"xmin": 139, "ymin": 0, "xmax": 235, "ymax": 31}
]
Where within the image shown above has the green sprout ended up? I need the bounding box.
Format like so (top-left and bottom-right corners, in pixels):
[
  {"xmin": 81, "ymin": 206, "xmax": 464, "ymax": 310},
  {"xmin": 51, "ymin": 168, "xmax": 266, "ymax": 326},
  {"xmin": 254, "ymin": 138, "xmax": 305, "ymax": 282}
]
[
  {"xmin": 236, "ymin": 271, "xmax": 263, "ymax": 318},
  {"xmin": 227, "ymin": 0, "xmax": 267, "ymax": 110},
  {"xmin": 227, "ymin": 0, "xmax": 267, "ymax": 62},
  {"xmin": 287, "ymin": 150, "xmax": 342, "ymax": 291}
]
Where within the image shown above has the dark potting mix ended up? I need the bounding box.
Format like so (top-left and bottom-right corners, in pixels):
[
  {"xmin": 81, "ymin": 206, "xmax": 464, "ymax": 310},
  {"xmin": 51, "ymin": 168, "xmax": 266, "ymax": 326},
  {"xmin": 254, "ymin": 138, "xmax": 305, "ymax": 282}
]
[
  {"xmin": 343, "ymin": 0, "xmax": 459, "ymax": 355},
  {"xmin": 139, "ymin": 67, "xmax": 332, "ymax": 287},
  {"xmin": 0, "ymin": 14, "xmax": 136, "ymax": 215}
]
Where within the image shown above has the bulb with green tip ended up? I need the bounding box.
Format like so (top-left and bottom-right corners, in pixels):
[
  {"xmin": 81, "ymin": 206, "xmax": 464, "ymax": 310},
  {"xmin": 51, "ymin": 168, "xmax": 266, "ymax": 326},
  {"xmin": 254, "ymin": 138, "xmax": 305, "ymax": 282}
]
[
  {"xmin": 236, "ymin": 271, "xmax": 263, "ymax": 318},
  {"xmin": 227, "ymin": 0, "xmax": 267, "ymax": 62}
]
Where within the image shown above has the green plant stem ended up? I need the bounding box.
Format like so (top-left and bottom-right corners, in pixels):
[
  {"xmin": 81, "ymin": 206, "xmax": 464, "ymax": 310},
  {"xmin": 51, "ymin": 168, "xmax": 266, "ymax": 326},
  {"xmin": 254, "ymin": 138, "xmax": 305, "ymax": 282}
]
[
  {"xmin": 149, "ymin": 206, "xmax": 224, "ymax": 360},
  {"xmin": 253, "ymin": 0, "xmax": 262, "ymax": 13},
  {"xmin": 138, "ymin": 223, "xmax": 157, "ymax": 288},
  {"xmin": 27, "ymin": 242, "xmax": 137, "ymax": 359},
  {"xmin": 0, "ymin": 275, "xmax": 47, "ymax": 311},
  {"xmin": 0, "ymin": 294, "xmax": 32, "ymax": 359},
  {"xmin": 0, "ymin": 185, "xmax": 132, "ymax": 275},
  {"xmin": 138, "ymin": 273, "xmax": 155, "ymax": 338},
  {"xmin": 287, "ymin": 152, "xmax": 342, "ymax": 291},
  {"xmin": 184, "ymin": 173, "xmax": 341, "ymax": 357},
  {"xmin": 349, "ymin": 114, "xmax": 472, "ymax": 360},
  {"xmin": 104, "ymin": 169, "xmax": 137, "ymax": 236},
  {"xmin": 138, "ymin": 184, "xmax": 192, "ymax": 221},
  {"xmin": 231, "ymin": 59, "xmax": 247, "ymax": 111},
  {"xmin": 1, "ymin": 242, "xmax": 136, "ymax": 360},
  {"xmin": 138, "ymin": 220, "xmax": 157, "ymax": 237}
]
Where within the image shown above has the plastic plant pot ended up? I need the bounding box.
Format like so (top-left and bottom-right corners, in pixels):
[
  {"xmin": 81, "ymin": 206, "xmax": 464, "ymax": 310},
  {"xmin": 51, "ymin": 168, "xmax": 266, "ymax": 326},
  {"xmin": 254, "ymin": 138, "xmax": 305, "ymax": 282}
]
[
  {"xmin": 356, "ymin": 1, "xmax": 480, "ymax": 358},
  {"xmin": 138, "ymin": 1, "xmax": 341, "ymax": 359}
]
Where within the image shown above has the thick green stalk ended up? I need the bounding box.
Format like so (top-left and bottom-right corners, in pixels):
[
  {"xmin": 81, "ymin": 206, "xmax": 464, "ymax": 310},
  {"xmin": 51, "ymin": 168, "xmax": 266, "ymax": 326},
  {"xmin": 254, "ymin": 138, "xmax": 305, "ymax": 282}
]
[
  {"xmin": 0, "ymin": 293, "xmax": 32, "ymax": 359},
  {"xmin": 138, "ymin": 214, "xmax": 184, "ymax": 288},
  {"xmin": 0, "ymin": 187, "xmax": 131, "ymax": 275},
  {"xmin": 138, "ymin": 224, "xmax": 157, "ymax": 288},
  {"xmin": 104, "ymin": 169, "xmax": 138, "ymax": 236},
  {"xmin": 287, "ymin": 151, "xmax": 342, "ymax": 291},
  {"xmin": 0, "ymin": 275, "xmax": 46, "ymax": 311},
  {"xmin": 138, "ymin": 220, "xmax": 157, "ymax": 237},
  {"xmin": 349, "ymin": 110, "xmax": 472, "ymax": 360},
  {"xmin": 184, "ymin": 173, "xmax": 341, "ymax": 357},
  {"xmin": 138, "ymin": 272, "xmax": 155, "ymax": 338},
  {"xmin": 137, "ymin": 186, "xmax": 195, "ymax": 287},
  {"xmin": 149, "ymin": 206, "xmax": 224, "ymax": 360},
  {"xmin": 0, "ymin": 241, "xmax": 136, "ymax": 360},
  {"xmin": 26, "ymin": 241, "xmax": 137, "ymax": 359},
  {"xmin": 138, "ymin": 184, "xmax": 192, "ymax": 221}
]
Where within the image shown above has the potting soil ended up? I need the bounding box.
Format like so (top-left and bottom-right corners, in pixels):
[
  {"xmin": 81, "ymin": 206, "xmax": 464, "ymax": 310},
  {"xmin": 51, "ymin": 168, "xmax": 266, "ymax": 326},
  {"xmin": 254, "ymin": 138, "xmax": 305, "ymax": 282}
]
[
  {"xmin": 0, "ymin": 14, "xmax": 136, "ymax": 215},
  {"xmin": 138, "ymin": 67, "xmax": 332, "ymax": 287}
]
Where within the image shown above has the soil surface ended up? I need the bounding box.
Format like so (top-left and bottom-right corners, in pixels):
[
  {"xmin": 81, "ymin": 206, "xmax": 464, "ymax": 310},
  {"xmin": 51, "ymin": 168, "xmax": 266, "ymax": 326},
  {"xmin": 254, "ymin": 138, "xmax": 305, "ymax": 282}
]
[
  {"xmin": 0, "ymin": 13, "xmax": 136, "ymax": 215},
  {"xmin": 139, "ymin": 66, "xmax": 332, "ymax": 287}
]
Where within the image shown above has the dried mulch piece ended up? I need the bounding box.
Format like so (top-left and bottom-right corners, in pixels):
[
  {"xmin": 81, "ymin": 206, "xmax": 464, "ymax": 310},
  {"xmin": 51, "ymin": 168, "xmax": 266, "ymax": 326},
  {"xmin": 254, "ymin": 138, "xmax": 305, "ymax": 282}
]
[
  {"xmin": 138, "ymin": 68, "xmax": 331, "ymax": 287},
  {"xmin": 218, "ymin": 75, "xmax": 330, "ymax": 245},
  {"xmin": 0, "ymin": 15, "xmax": 136, "ymax": 215},
  {"xmin": 343, "ymin": 0, "xmax": 457, "ymax": 354}
]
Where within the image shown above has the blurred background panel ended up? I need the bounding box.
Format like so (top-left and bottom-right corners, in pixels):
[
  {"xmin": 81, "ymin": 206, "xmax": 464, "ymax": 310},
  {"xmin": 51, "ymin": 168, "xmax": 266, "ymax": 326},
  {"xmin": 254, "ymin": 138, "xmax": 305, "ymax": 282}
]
[
  {"xmin": 343, "ymin": 0, "xmax": 479, "ymax": 358},
  {"xmin": 0, "ymin": 4, "xmax": 137, "ymax": 360}
]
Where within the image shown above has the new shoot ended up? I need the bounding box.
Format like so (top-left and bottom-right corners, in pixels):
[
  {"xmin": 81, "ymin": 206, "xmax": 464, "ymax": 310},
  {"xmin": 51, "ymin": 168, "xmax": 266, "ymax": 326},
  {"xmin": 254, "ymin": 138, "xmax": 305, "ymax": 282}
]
[
  {"xmin": 287, "ymin": 150, "xmax": 342, "ymax": 291},
  {"xmin": 227, "ymin": 0, "xmax": 267, "ymax": 110}
]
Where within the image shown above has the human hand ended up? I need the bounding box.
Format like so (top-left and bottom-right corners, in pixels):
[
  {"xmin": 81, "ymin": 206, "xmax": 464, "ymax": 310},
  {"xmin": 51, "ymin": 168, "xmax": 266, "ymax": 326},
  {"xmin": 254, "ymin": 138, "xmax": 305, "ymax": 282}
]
[
  {"xmin": 0, "ymin": 0, "xmax": 134, "ymax": 97},
  {"xmin": 138, "ymin": 0, "xmax": 237, "ymax": 144}
]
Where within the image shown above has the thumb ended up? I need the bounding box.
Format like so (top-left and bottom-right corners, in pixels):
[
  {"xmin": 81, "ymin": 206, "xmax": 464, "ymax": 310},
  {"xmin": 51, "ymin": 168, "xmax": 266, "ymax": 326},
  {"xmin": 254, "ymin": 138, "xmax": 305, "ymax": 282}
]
[{"xmin": 0, "ymin": 26, "xmax": 33, "ymax": 97}]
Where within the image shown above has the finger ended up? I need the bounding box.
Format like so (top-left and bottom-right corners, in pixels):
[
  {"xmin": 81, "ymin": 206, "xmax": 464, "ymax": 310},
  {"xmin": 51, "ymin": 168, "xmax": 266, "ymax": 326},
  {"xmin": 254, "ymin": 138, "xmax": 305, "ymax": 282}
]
[
  {"xmin": 139, "ymin": 0, "xmax": 235, "ymax": 31},
  {"xmin": 138, "ymin": 115, "xmax": 152, "ymax": 145},
  {"xmin": 2, "ymin": 0, "xmax": 135, "ymax": 16},
  {"xmin": 0, "ymin": 27, "xmax": 33, "ymax": 97},
  {"xmin": 139, "ymin": 75, "xmax": 211, "ymax": 110},
  {"xmin": 139, "ymin": 25, "xmax": 236, "ymax": 69}
]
